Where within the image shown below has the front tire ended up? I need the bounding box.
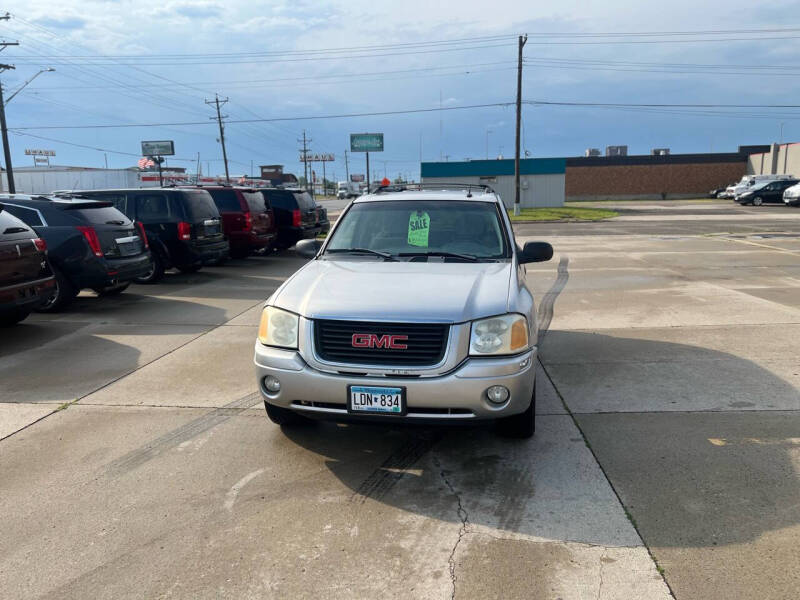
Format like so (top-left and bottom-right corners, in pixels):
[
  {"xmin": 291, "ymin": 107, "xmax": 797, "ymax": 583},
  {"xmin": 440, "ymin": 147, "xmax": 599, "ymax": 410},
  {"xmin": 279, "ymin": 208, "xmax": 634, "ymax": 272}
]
[
  {"xmin": 496, "ymin": 382, "xmax": 536, "ymax": 438},
  {"xmin": 753, "ymin": 196, "xmax": 763, "ymax": 206},
  {"xmin": 36, "ymin": 265, "xmax": 77, "ymax": 313},
  {"xmin": 135, "ymin": 252, "xmax": 165, "ymax": 284},
  {"xmin": 264, "ymin": 401, "xmax": 311, "ymax": 426}
]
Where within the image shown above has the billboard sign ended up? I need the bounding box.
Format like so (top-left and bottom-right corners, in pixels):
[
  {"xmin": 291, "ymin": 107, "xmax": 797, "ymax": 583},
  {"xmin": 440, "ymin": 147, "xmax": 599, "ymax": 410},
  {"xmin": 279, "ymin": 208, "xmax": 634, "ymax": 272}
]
[
  {"xmin": 299, "ymin": 153, "xmax": 335, "ymax": 163},
  {"xmin": 350, "ymin": 174, "xmax": 365, "ymax": 182},
  {"xmin": 350, "ymin": 133, "xmax": 383, "ymax": 153},
  {"xmin": 141, "ymin": 140, "xmax": 175, "ymax": 156},
  {"xmin": 25, "ymin": 149, "xmax": 55, "ymax": 156}
]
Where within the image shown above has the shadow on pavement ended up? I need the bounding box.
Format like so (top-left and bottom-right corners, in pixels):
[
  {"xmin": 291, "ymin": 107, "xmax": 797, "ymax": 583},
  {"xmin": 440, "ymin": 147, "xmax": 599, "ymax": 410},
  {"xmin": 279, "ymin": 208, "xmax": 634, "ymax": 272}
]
[{"xmin": 276, "ymin": 329, "xmax": 800, "ymax": 552}]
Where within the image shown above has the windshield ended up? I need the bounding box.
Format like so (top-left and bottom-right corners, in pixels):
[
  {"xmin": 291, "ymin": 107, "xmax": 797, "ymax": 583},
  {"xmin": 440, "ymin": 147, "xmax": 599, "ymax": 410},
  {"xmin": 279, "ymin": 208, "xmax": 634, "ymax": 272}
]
[{"xmin": 324, "ymin": 200, "xmax": 510, "ymax": 261}]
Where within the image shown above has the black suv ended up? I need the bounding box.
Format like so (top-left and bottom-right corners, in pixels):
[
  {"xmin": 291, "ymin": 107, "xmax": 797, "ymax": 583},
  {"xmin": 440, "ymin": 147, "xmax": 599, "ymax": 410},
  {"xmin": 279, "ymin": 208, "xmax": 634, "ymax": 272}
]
[
  {"xmin": 1, "ymin": 195, "xmax": 153, "ymax": 311},
  {"xmin": 0, "ymin": 204, "xmax": 54, "ymax": 325},
  {"xmin": 258, "ymin": 188, "xmax": 328, "ymax": 248},
  {"xmin": 69, "ymin": 188, "xmax": 229, "ymax": 282}
]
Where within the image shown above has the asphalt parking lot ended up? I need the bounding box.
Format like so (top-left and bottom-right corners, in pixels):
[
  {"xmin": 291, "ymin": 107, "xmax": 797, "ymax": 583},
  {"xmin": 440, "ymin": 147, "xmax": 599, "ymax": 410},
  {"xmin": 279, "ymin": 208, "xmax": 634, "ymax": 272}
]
[{"xmin": 2, "ymin": 201, "xmax": 799, "ymax": 599}]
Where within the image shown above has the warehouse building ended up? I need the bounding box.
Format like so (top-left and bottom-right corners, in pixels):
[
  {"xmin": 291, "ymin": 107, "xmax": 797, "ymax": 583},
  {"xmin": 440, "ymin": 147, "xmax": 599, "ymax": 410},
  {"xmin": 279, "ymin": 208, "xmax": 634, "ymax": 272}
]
[{"xmin": 420, "ymin": 158, "xmax": 566, "ymax": 208}]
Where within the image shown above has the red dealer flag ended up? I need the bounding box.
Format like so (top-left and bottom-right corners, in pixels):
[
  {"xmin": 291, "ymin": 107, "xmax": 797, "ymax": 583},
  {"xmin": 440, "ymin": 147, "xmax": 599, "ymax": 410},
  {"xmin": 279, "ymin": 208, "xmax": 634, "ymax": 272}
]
[{"xmin": 138, "ymin": 157, "xmax": 155, "ymax": 169}]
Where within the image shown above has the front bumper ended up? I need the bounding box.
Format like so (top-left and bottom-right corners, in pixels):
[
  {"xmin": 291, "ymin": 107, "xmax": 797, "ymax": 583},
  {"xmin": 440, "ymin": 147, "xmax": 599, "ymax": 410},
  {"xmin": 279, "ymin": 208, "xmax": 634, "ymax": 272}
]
[{"xmin": 254, "ymin": 343, "xmax": 536, "ymax": 422}]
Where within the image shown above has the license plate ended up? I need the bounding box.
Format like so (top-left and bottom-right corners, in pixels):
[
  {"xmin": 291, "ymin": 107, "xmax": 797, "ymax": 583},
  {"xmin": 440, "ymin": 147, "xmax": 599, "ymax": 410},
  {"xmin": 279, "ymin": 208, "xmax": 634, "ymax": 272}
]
[{"xmin": 348, "ymin": 385, "xmax": 405, "ymax": 415}]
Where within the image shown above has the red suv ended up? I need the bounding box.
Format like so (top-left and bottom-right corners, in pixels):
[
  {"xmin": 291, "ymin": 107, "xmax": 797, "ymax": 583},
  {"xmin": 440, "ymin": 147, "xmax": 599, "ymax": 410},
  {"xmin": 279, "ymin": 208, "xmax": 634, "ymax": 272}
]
[{"xmin": 186, "ymin": 186, "xmax": 277, "ymax": 258}]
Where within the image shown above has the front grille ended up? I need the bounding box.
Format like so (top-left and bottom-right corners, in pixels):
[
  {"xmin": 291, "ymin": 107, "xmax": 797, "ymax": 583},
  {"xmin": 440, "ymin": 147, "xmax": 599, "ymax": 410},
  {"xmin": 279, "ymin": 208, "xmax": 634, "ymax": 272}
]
[{"xmin": 314, "ymin": 319, "xmax": 449, "ymax": 366}]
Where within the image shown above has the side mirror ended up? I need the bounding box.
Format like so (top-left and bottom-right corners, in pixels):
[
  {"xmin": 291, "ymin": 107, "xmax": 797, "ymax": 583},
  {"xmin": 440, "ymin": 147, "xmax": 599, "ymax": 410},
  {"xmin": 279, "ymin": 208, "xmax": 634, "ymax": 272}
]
[
  {"xmin": 518, "ymin": 241, "xmax": 553, "ymax": 264},
  {"xmin": 295, "ymin": 238, "xmax": 323, "ymax": 258}
]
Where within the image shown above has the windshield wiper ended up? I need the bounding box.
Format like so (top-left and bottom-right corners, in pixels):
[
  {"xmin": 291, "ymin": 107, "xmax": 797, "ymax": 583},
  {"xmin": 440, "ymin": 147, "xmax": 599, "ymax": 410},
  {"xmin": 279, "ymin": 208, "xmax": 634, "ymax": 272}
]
[
  {"xmin": 326, "ymin": 247, "xmax": 396, "ymax": 261},
  {"xmin": 105, "ymin": 220, "xmax": 125, "ymax": 225},
  {"xmin": 398, "ymin": 251, "xmax": 479, "ymax": 262}
]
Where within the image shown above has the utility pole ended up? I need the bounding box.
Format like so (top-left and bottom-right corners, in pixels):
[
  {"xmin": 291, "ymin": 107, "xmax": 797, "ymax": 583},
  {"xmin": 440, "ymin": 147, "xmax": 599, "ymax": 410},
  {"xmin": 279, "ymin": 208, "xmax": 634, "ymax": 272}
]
[
  {"xmin": 298, "ymin": 130, "xmax": 311, "ymax": 193},
  {"xmin": 0, "ymin": 34, "xmax": 20, "ymax": 194},
  {"xmin": 206, "ymin": 94, "xmax": 230, "ymax": 183},
  {"xmin": 514, "ymin": 34, "xmax": 527, "ymax": 217},
  {"xmin": 344, "ymin": 149, "xmax": 349, "ymax": 180}
]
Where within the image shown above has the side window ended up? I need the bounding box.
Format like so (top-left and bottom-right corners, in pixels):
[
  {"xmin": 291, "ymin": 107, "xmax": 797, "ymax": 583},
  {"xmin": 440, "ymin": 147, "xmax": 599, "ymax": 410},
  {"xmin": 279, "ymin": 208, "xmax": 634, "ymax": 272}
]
[
  {"xmin": 168, "ymin": 196, "xmax": 186, "ymax": 220},
  {"xmin": 2, "ymin": 205, "xmax": 43, "ymax": 227},
  {"xmin": 133, "ymin": 193, "xmax": 170, "ymax": 222}
]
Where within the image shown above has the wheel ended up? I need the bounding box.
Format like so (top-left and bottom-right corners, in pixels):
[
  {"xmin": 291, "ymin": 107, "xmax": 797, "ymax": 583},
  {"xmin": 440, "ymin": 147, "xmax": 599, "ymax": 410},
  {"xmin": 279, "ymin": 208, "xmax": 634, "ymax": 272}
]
[
  {"xmin": 496, "ymin": 382, "xmax": 536, "ymax": 438},
  {"xmin": 0, "ymin": 309, "xmax": 31, "ymax": 326},
  {"xmin": 36, "ymin": 265, "xmax": 77, "ymax": 313},
  {"xmin": 264, "ymin": 401, "xmax": 311, "ymax": 426},
  {"xmin": 135, "ymin": 252, "xmax": 165, "ymax": 284},
  {"xmin": 753, "ymin": 196, "xmax": 763, "ymax": 206},
  {"xmin": 176, "ymin": 263, "xmax": 201, "ymax": 273},
  {"xmin": 92, "ymin": 283, "xmax": 130, "ymax": 296}
]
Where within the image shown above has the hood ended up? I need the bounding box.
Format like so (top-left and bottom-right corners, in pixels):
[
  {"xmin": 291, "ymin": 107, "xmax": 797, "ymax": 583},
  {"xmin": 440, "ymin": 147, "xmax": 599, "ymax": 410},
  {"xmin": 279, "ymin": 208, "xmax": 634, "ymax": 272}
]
[{"xmin": 272, "ymin": 259, "xmax": 513, "ymax": 322}]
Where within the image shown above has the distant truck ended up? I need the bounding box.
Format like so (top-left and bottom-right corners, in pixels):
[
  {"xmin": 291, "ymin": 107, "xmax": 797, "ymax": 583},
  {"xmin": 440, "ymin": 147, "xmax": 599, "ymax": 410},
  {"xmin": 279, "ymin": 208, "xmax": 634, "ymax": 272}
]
[{"xmin": 337, "ymin": 181, "xmax": 360, "ymax": 199}]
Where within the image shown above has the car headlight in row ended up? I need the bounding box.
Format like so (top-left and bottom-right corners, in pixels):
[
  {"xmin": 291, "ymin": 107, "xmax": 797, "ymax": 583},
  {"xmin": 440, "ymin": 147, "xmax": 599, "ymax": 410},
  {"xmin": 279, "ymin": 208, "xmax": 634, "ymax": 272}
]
[
  {"xmin": 469, "ymin": 313, "xmax": 529, "ymax": 356},
  {"xmin": 258, "ymin": 306, "xmax": 299, "ymax": 349}
]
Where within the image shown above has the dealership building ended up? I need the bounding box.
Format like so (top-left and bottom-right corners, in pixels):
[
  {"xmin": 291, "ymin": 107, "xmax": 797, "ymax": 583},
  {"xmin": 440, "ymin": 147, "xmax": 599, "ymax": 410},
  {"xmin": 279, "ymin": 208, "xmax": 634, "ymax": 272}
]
[
  {"xmin": 421, "ymin": 145, "xmax": 777, "ymax": 205},
  {"xmin": 421, "ymin": 158, "xmax": 567, "ymax": 208}
]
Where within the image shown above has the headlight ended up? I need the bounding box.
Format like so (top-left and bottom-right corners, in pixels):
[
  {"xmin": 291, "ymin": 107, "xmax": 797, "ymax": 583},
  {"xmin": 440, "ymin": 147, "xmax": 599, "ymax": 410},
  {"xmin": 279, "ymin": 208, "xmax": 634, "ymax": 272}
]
[
  {"xmin": 470, "ymin": 314, "xmax": 529, "ymax": 356},
  {"xmin": 258, "ymin": 306, "xmax": 299, "ymax": 348}
]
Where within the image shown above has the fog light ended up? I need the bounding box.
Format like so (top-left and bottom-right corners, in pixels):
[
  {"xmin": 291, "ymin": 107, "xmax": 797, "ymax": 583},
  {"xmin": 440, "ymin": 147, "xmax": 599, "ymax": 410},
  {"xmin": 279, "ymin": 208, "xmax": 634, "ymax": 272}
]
[
  {"xmin": 264, "ymin": 376, "xmax": 281, "ymax": 393},
  {"xmin": 486, "ymin": 385, "xmax": 510, "ymax": 405}
]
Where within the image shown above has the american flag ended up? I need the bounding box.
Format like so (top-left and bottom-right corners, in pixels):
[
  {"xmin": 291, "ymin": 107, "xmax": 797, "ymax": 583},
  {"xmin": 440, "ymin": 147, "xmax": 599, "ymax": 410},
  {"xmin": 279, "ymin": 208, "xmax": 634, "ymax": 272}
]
[{"xmin": 138, "ymin": 157, "xmax": 155, "ymax": 169}]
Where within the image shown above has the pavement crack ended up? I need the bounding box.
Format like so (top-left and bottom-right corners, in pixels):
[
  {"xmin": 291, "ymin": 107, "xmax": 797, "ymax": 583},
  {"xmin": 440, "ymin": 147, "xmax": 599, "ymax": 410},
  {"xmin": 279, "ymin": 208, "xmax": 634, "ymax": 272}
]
[
  {"xmin": 597, "ymin": 551, "xmax": 606, "ymax": 600},
  {"xmin": 431, "ymin": 452, "xmax": 469, "ymax": 600}
]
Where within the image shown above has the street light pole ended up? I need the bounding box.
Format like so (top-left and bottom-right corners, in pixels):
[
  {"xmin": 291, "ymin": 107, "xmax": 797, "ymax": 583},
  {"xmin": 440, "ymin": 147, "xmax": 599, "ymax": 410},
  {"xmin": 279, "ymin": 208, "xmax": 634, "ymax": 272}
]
[
  {"xmin": 486, "ymin": 129, "xmax": 492, "ymax": 160},
  {"xmin": 4, "ymin": 67, "xmax": 55, "ymax": 106}
]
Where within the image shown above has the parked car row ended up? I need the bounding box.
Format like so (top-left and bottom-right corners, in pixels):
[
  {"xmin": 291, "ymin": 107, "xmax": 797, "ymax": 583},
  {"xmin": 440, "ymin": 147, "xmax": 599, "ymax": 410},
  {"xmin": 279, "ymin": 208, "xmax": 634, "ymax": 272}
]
[
  {"xmin": 0, "ymin": 186, "xmax": 330, "ymax": 325},
  {"xmin": 710, "ymin": 174, "xmax": 800, "ymax": 206}
]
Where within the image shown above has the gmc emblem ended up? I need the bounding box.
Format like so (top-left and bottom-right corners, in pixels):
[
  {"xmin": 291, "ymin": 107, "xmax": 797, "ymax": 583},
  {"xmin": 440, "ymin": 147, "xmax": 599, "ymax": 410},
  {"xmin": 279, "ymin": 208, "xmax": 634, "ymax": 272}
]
[{"xmin": 351, "ymin": 333, "xmax": 409, "ymax": 350}]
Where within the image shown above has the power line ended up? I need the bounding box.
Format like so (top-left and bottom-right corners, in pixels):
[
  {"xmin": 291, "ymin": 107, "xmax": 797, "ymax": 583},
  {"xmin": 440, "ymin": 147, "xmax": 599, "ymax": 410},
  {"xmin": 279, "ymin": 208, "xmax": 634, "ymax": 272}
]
[
  {"xmin": 10, "ymin": 130, "xmax": 198, "ymax": 160},
  {"xmin": 31, "ymin": 61, "xmax": 516, "ymax": 91},
  {"xmin": 9, "ymin": 102, "xmax": 517, "ymax": 130}
]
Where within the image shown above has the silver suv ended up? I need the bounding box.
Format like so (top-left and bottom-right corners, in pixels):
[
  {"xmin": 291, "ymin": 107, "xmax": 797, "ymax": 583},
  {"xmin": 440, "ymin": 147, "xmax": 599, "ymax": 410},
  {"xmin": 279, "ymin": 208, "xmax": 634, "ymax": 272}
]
[{"xmin": 253, "ymin": 184, "xmax": 553, "ymax": 437}]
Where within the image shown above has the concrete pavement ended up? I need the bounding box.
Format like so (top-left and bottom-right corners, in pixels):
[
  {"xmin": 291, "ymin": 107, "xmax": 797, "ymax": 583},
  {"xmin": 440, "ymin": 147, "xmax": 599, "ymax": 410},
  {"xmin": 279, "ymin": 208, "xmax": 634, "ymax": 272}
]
[{"xmin": 2, "ymin": 200, "xmax": 799, "ymax": 598}]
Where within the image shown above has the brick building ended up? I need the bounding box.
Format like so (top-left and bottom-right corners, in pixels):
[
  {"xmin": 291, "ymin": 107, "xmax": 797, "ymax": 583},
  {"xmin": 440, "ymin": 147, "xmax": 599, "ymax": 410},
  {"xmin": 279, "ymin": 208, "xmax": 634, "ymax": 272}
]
[{"xmin": 565, "ymin": 152, "xmax": 749, "ymax": 201}]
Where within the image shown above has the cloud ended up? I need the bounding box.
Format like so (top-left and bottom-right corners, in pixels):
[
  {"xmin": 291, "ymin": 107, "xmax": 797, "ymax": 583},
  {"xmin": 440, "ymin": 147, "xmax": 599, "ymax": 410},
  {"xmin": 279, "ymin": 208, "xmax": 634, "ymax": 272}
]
[
  {"xmin": 35, "ymin": 16, "xmax": 87, "ymax": 30},
  {"xmin": 173, "ymin": 3, "xmax": 222, "ymax": 18}
]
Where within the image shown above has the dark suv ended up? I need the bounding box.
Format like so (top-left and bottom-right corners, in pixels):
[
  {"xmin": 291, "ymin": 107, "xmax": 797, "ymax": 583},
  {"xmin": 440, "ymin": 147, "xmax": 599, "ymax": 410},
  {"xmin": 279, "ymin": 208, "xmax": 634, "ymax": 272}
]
[
  {"xmin": 184, "ymin": 186, "xmax": 277, "ymax": 258},
  {"xmin": 1, "ymin": 195, "xmax": 152, "ymax": 311},
  {"xmin": 258, "ymin": 188, "xmax": 328, "ymax": 249},
  {"xmin": 70, "ymin": 188, "xmax": 229, "ymax": 282},
  {"xmin": 0, "ymin": 204, "xmax": 54, "ymax": 325}
]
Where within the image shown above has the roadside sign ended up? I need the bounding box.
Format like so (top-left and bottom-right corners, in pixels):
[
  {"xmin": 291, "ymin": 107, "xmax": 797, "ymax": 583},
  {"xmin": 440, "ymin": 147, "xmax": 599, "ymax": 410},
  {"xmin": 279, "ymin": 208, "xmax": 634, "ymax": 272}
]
[
  {"xmin": 141, "ymin": 140, "xmax": 175, "ymax": 156},
  {"xmin": 350, "ymin": 133, "xmax": 383, "ymax": 153},
  {"xmin": 25, "ymin": 149, "xmax": 56, "ymax": 156},
  {"xmin": 350, "ymin": 174, "xmax": 365, "ymax": 182},
  {"xmin": 299, "ymin": 153, "xmax": 335, "ymax": 163}
]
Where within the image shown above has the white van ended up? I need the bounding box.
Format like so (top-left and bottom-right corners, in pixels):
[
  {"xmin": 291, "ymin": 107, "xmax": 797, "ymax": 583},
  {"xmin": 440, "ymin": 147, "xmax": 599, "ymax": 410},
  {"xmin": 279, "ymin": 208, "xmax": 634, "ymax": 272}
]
[{"xmin": 732, "ymin": 174, "xmax": 794, "ymax": 198}]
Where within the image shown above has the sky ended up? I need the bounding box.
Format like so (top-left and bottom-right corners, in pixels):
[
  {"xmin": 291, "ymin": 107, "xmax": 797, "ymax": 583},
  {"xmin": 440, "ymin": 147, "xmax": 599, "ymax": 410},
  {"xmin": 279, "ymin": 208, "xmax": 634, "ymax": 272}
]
[{"xmin": 3, "ymin": 0, "xmax": 800, "ymax": 181}]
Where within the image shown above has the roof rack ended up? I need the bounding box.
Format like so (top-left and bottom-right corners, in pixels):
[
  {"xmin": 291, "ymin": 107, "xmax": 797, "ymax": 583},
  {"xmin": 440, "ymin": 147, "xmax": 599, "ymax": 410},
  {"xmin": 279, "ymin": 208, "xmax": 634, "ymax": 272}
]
[{"xmin": 370, "ymin": 182, "xmax": 495, "ymax": 197}]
